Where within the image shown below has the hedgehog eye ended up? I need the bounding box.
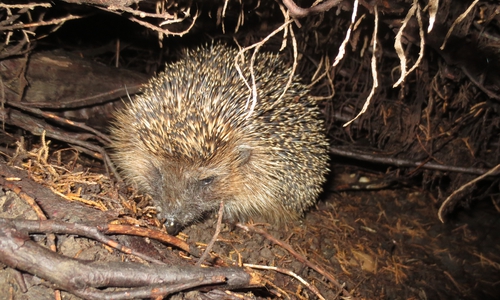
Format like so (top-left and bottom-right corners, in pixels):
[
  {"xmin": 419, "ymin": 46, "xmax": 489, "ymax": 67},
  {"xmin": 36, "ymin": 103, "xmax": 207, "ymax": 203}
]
[{"xmin": 199, "ymin": 176, "xmax": 215, "ymax": 186}]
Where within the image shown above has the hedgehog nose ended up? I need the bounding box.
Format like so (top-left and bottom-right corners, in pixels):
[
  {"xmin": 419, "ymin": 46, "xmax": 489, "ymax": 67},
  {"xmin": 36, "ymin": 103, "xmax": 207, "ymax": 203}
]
[{"xmin": 165, "ymin": 221, "xmax": 183, "ymax": 235}]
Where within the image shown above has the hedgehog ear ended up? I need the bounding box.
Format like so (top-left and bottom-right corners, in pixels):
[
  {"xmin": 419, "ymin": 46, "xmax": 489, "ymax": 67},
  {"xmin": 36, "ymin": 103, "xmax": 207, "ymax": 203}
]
[{"xmin": 237, "ymin": 145, "xmax": 253, "ymax": 166}]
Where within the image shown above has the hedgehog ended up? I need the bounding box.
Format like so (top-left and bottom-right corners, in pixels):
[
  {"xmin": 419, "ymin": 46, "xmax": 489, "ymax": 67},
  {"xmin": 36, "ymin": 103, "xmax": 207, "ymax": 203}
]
[{"xmin": 110, "ymin": 43, "xmax": 329, "ymax": 234}]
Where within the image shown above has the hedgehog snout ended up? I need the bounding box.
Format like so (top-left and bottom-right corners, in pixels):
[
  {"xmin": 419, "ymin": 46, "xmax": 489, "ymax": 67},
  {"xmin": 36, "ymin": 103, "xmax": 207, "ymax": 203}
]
[
  {"xmin": 156, "ymin": 202, "xmax": 197, "ymax": 235},
  {"xmin": 163, "ymin": 216, "xmax": 184, "ymax": 235},
  {"xmin": 153, "ymin": 172, "xmax": 222, "ymax": 234}
]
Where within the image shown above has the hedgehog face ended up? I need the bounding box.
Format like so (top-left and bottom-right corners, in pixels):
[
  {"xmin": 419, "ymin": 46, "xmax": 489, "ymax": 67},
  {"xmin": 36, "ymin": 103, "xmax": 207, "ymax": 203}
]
[
  {"xmin": 152, "ymin": 164, "xmax": 223, "ymax": 233},
  {"xmin": 146, "ymin": 143, "xmax": 252, "ymax": 234}
]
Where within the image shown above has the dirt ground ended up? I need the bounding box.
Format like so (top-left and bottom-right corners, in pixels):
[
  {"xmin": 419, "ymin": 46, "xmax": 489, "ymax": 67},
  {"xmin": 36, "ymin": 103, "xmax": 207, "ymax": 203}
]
[
  {"xmin": 1, "ymin": 1, "xmax": 500, "ymax": 299},
  {"xmin": 1, "ymin": 160, "xmax": 498, "ymax": 300},
  {"xmin": 179, "ymin": 166, "xmax": 500, "ymax": 299}
]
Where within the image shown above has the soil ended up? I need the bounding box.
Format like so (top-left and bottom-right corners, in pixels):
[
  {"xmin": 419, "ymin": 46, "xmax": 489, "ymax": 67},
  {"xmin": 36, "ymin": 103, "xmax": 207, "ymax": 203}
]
[
  {"xmin": 1, "ymin": 163, "xmax": 498, "ymax": 300},
  {"xmin": 179, "ymin": 170, "xmax": 500, "ymax": 299}
]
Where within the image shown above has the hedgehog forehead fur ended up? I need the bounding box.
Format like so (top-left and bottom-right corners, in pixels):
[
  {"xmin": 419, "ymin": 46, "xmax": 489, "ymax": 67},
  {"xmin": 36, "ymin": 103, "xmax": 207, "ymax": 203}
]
[{"xmin": 110, "ymin": 43, "xmax": 329, "ymax": 232}]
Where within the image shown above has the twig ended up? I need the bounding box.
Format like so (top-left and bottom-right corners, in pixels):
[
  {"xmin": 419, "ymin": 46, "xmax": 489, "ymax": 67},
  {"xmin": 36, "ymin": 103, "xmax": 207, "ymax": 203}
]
[
  {"xmin": 282, "ymin": 0, "xmax": 342, "ymax": 18},
  {"xmin": 11, "ymin": 219, "xmax": 167, "ymax": 264},
  {"xmin": 234, "ymin": 19, "xmax": 294, "ymax": 118},
  {"xmin": 440, "ymin": 0, "xmax": 479, "ymax": 50},
  {"xmin": 0, "ymin": 3, "xmax": 51, "ymax": 9},
  {"xmin": 128, "ymin": 9, "xmax": 199, "ymax": 37},
  {"xmin": 332, "ymin": 0, "xmax": 359, "ymax": 67},
  {"xmin": 393, "ymin": 0, "xmax": 425, "ymax": 87},
  {"xmin": 272, "ymin": 2, "xmax": 298, "ymax": 107},
  {"xmin": 236, "ymin": 223, "xmax": 355, "ymax": 299},
  {"xmin": 0, "ymin": 31, "xmax": 33, "ymax": 59},
  {"xmin": 329, "ymin": 147, "xmax": 489, "ymax": 175},
  {"xmin": 244, "ymin": 263, "xmax": 326, "ymax": 300},
  {"xmin": 1, "ymin": 104, "xmax": 121, "ymax": 181},
  {"xmin": 104, "ymin": 224, "xmax": 196, "ymax": 255},
  {"xmin": 1, "ymin": 14, "xmax": 83, "ymax": 30},
  {"xmin": 443, "ymin": 271, "xmax": 464, "ymax": 294},
  {"xmin": 0, "ymin": 218, "xmax": 252, "ymax": 299},
  {"xmin": 5, "ymin": 101, "xmax": 111, "ymax": 144},
  {"xmin": 0, "ymin": 175, "xmax": 47, "ymax": 220},
  {"xmin": 105, "ymin": 4, "xmax": 182, "ymax": 21},
  {"xmin": 344, "ymin": 4, "xmax": 379, "ymax": 127},
  {"xmin": 196, "ymin": 201, "xmax": 224, "ymax": 266},
  {"xmin": 438, "ymin": 163, "xmax": 500, "ymax": 223}
]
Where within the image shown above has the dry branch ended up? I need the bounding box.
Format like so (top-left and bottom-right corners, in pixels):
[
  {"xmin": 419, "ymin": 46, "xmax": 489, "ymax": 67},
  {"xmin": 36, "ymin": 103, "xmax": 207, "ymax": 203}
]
[
  {"xmin": 282, "ymin": 0, "xmax": 342, "ymax": 18},
  {"xmin": 0, "ymin": 218, "xmax": 255, "ymax": 299},
  {"xmin": 237, "ymin": 223, "xmax": 355, "ymax": 299}
]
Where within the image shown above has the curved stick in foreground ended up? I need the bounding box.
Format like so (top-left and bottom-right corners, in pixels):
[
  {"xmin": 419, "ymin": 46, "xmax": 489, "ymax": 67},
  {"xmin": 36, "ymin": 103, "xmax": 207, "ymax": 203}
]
[{"xmin": 0, "ymin": 218, "xmax": 258, "ymax": 299}]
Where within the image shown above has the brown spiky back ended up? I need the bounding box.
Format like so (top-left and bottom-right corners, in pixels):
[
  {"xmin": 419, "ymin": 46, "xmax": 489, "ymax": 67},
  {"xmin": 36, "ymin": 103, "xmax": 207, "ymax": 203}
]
[{"xmin": 110, "ymin": 43, "xmax": 329, "ymax": 226}]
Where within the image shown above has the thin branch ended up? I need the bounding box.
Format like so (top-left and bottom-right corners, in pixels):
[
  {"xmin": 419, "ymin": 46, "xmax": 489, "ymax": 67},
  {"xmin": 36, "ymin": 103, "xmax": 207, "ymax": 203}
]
[
  {"xmin": 244, "ymin": 263, "xmax": 326, "ymax": 300},
  {"xmin": 196, "ymin": 201, "xmax": 224, "ymax": 266},
  {"xmin": 344, "ymin": 5, "xmax": 379, "ymax": 127},
  {"xmin": 282, "ymin": 0, "xmax": 342, "ymax": 18},
  {"xmin": 329, "ymin": 147, "xmax": 489, "ymax": 175},
  {"xmin": 438, "ymin": 163, "xmax": 500, "ymax": 223},
  {"xmin": 237, "ymin": 223, "xmax": 355, "ymax": 299}
]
